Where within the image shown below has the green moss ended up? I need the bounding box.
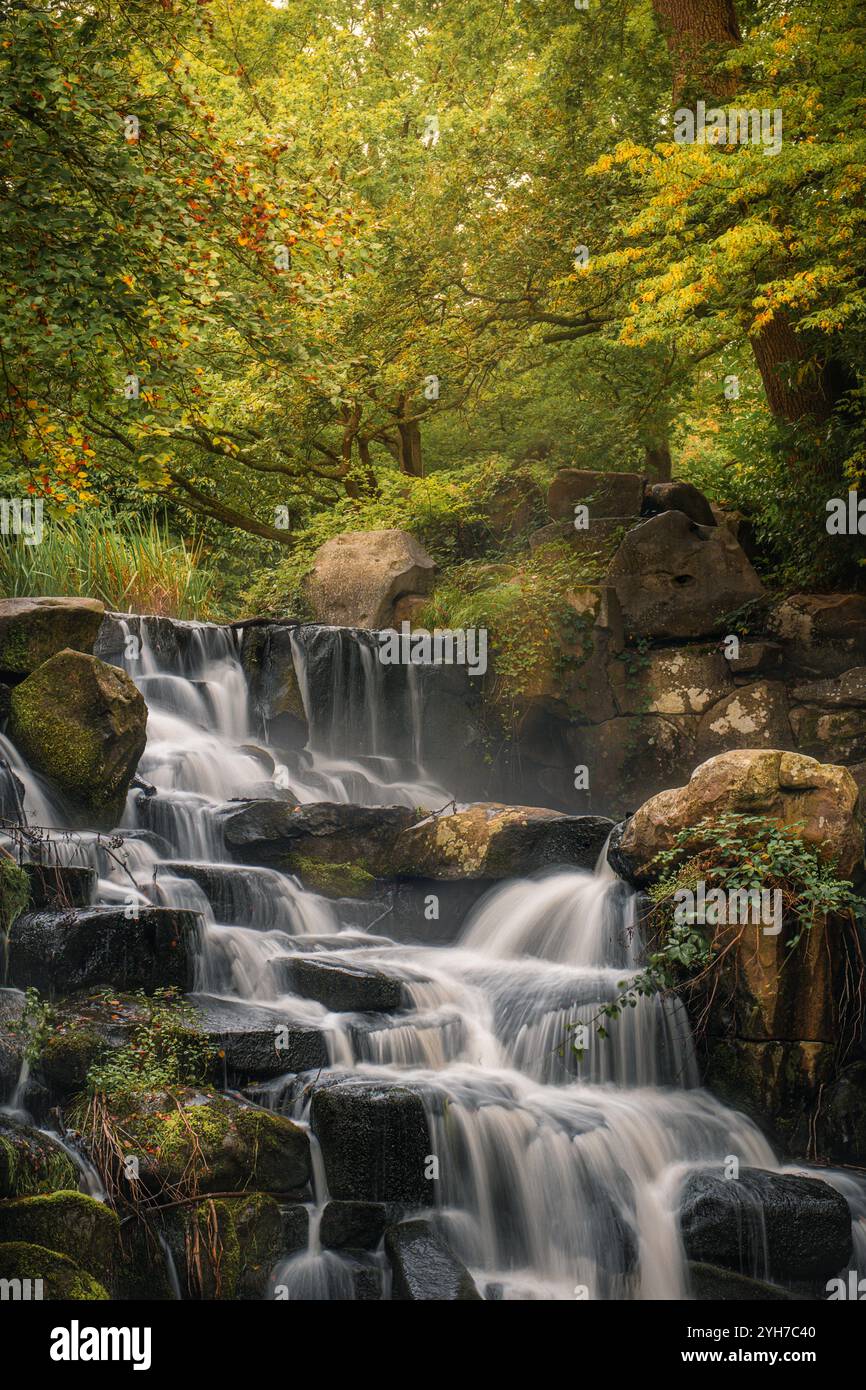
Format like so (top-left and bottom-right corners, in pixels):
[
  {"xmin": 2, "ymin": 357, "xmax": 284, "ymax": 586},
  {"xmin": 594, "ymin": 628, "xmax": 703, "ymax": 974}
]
[
  {"xmin": 0, "ymin": 1190, "xmax": 119, "ymax": 1285},
  {"xmin": 0, "ymin": 1132, "xmax": 79, "ymax": 1198},
  {"xmin": 0, "ymin": 1241, "xmax": 109, "ymax": 1299},
  {"xmin": 287, "ymin": 854, "xmax": 376, "ymax": 900}
]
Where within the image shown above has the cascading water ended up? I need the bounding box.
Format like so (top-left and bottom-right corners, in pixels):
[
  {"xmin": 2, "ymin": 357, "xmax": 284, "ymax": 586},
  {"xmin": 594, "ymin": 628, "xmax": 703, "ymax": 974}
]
[{"xmin": 2, "ymin": 613, "xmax": 864, "ymax": 1301}]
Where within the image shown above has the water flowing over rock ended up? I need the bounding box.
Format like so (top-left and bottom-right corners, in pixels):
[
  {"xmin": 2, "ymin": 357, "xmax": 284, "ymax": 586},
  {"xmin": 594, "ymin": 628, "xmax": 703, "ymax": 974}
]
[
  {"xmin": 0, "ymin": 597, "xmax": 105, "ymax": 677},
  {"xmin": 3, "ymin": 608, "xmax": 864, "ymax": 1302},
  {"xmin": 302, "ymin": 529, "xmax": 436, "ymax": 629},
  {"xmin": 8, "ymin": 649, "xmax": 147, "ymax": 828},
  {"xmin": 679, "ymin": 1169, "xmax": 852, "ymax": 1286}
]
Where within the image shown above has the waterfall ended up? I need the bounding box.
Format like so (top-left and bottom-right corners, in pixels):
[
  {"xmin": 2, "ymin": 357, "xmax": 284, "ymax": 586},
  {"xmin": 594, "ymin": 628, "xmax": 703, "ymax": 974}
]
[{"xmin": 3, "ymin": 611, "xmax": 864, "ymax": 1301}]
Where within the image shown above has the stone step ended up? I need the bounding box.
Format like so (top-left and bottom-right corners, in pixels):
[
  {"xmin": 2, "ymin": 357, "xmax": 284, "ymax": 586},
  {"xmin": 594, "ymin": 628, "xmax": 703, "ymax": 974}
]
[
  {"xmin": 276, "ymin": 956, "xmax": 408, "ymax": 1013},
  {"xmin": 186, "ymin": 994, "xmax": 328, "ymax": 1078},
  {"xmin": 6, "ymin": 906, "xmax": 201, "ymax": 996}
]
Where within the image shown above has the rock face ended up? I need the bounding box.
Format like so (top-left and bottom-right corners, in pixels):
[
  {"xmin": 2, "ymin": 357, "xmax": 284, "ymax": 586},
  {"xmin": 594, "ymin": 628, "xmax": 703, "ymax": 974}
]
[
  {"xmin": 0, "ymin": 597, "xmax": 105, "ymax": 677},
  {"xmin": 6, "ymin": 906, "xmax": 200, "ymax": 996},
  {"xmin": 613, "ymin": 749, "xmax": 863, "ymax": 884},
  {"xmin": 9, "ymin": 649, "xmax": 147, "ymax": 828},
  {"xmin": 240, "ymin": 624, "xmax": 308, "ymax": 752},
  {"xmin": 310, "ymin": 1078, "xmax": 430, "ymax": 1203},
  {"xmin": 679, "ymin": 1169, "xmax": 852, "ymax": 1285},
  {"xmin": 0, "ymin": 1241, "xmax": 108, "ymax": 1300},
  {"xmin": 302, "ymin": 529, "xmax": 436, "ymax": 629},
  {"xmin": 161, "ymin": 1192, "xmax": 285, "ymax": 1300},
  {"xmin": 187, "ymin": 995, "xmax": 328, "ymax": 1080},
  {"xmin": 547, "ymin": 468, "xmax": 644, "ymax": 521},
  {"xmin": 391, "ymin": 804, "xmax": 614, "ymax": 879},
  {"xmin": 696, "ymin": 682, "xmax": 793, "ymax": 758},
  {"xmin": 607, "ymin": 512, "xmax": 764, "ymax": 639},
  {"xmin": 385, "ymin": 1219, "xmax": 482, "ymax": 1300}
]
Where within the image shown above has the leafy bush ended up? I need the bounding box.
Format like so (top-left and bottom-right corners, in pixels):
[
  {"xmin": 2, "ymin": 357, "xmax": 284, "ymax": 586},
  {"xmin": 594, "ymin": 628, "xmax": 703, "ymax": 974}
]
[
  {"xmin": 84, "ymin": 990, "xmax": 214, "ymax": 1105},
  {"xmin": 242, "ymin": 455, "xmax": 540, "ymax": 617}
]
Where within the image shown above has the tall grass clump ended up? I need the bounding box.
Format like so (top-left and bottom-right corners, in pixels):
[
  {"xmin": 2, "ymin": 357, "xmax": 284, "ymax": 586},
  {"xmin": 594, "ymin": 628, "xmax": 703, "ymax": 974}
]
[{"xmin": 0, "ymin": 512, "xmax": 219, "ymax": 619}]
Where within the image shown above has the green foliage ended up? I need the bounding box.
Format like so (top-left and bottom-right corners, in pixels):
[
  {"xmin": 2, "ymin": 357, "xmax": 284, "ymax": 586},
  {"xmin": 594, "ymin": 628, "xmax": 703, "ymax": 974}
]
[
  {"xmin": 84, "ymin": 990, "xmax": 214, "ymax": 1105},
  {"xmin": 0, "ymin": 851, "xmax": 30, "ymax": 940},
  {"xmin": 575, "ymin": 812, "xmax": 864, "ymax": 1051},
  {"xmin": 0, "ymin": 512, "xmax": 220, "ymax": 619},
  {"xmin": 7, "ymin": 987, "xmax": 55, "ymax": 1066}
]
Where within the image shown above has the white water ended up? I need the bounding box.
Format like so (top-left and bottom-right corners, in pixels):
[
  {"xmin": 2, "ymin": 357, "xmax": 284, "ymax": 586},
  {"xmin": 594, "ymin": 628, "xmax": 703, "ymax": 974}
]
[{"xmin": 2, "ymin": 614, "xmax": 863, "ymax": 1300}]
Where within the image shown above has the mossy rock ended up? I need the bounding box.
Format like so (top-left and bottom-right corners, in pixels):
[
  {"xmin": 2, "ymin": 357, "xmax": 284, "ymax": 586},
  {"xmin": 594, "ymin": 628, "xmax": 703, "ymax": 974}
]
[
  {"xmin": 286, "ymin": 854, "xmax": 376, "ymax": 900},
  {"xmin": 162, "ymin": 1192, "xmax": 285, "ymax": 1299},
  {"xmin": 35, "ymin": 990, "xmax": 151, "ymax": 1101},
  {"xmin": 0, "ymin": 1190, "xmax": 119, "ymax": 1285},
  {"xmin": 108, "ymin": 1087, "xmax": 311, "ymax": 1196},
  {"xmin": 0, "ymin": 1115, "xmax": 79, "ymax": 1197},
  {"xmin": 8, "ymin": 648, "xmax": 147, "ymax": 829},
  {"xmin": 0, "ymin": 597, "xmax": 105, "ymax": 676},
  {"xmin": 0, "ymin": 1241, "xmax": 109, "ymax": 1299}
]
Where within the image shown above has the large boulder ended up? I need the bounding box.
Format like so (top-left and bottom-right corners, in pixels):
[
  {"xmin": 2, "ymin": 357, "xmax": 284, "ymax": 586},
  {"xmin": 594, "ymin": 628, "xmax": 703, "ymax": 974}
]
[
  {"xmin": 0, "ymin": 1190, "xmax": 118, "ymax": 1286},
  {"xmin": 679, "ymin": 1169, "xmax": 852, "ymax": 1286},
  {"xmin": 221, "ymin": 800, "xmax": 415, "ymax": 876},
  {"xmin": 280, "ymin": 956, "xmax": 406, "ymax": 1013},
  {"xmin": 310, "ymin": 1077, "xmax": 430, "ymax": 1203},
  {"xmin": 160, "ymin": 1192, "xmax": 285, "ymax": 1300},
  {"xmin": 547, "ymin": 468, "xmax": 644, "ymax": 521},
  {"xmin": 301, "ymin": 529, "xmax": 436, "ymax": 629},
  {"xmin": 612, "ymin": 749, "xmax": 863, "ymax": 884},
  {"xmin": 390, "ymin": 804, "xmax": 614, "ymax": 880},
  {"xmin": 6, "ymin": 906, "xmax": 200, "ymax": 996},
  {"xmin": 8, "ymin": 649, "xmax": 147, "ymax": 828},
  {"xmin": 607, "ymin": 511, "xmax": 764, "ymax": 639},
  {"xmin": 385, "ymin": 1219, "xmax": 482, "ymax": 1300},
  {"xmin": 642, "ymin": 481, "xmax": 716, "ymax": 527},
  {"xmin": 0, "ymin": 597, "xmax": 104, "ymax": 677}
]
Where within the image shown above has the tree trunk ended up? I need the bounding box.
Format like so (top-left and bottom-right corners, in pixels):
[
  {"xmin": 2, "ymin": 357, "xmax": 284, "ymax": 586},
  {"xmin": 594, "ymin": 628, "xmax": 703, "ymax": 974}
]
[
  {"xmin": 654, "ymin": 0, "xmax": 834, "ymax": 430},
  {"xmin": 652, "ymin": 0, "xmax": 741, "ymax": 105},
  {"xmin": 396, "ymin": 417, "xmax": 424, "ymax": 477},
  {"xmin": 643, "ymin": 441, "xmax": 672, "ymax": 481},
  {"xmin": 749, "ymin": 316, "xmax": 832, "ymax": 426}
]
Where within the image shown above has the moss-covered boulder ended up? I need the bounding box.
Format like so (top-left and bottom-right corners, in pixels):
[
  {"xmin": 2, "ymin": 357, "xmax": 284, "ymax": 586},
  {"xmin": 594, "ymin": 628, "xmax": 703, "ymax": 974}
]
[
  {"xmin": 390, "ymin": 803, "xmax": 614, "ymax": 880},
  {"xmin": 0, "ymin": 597, "xmax": 105, "ymax": 677},
  {"xmin": 0, "ymin": 1190, "xmax": 118, "ymax": 1285},
  {"xmin": 612, "ymin": 749, "xmax": 864, "ymax": 885},
  {"xmin": 8, "ymin": 649, "xmax": 147, "ymax": 828},
  {"xmin": 108, "ymin": 1088, "xmax": 311, "ymax": 1196},
  {"xmin": 161, "ymin": 1192, "xmax": 285, "ymax": 1299},
  {"xmin": 0, "ymin": 1115, "xmax": 79, "ymax": 1197},
  {"xmin": 0, "ymin": 1241, "xmax": 108, "ymax": 1299}
]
